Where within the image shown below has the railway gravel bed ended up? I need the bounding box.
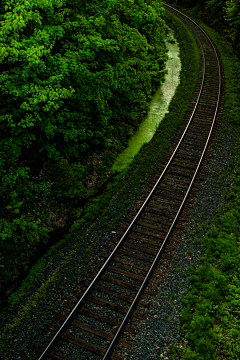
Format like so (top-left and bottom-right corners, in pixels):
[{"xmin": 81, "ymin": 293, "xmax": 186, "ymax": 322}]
[{"xmin": 125, "ymin": 119, "xmax": 237, "ymax": 359}]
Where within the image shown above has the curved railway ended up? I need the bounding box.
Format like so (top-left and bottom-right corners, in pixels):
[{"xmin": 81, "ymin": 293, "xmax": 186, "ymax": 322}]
[{"xmin": 25, "ymin": 4, "xmax": 222, "ymax": 360}]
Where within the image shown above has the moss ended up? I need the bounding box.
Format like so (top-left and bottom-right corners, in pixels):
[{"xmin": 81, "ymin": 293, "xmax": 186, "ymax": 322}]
[{"xmin": 175, "ymin": 266, "xmax": 184, "ymax": 272}]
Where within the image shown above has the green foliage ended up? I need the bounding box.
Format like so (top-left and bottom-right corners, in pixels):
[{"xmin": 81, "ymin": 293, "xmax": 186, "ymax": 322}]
[
  {"xmin": 166, "ymin": 0, "xmax": 240, "ymax": 54},
  {"xmin": 180, "ymin": 211, "xmax": 240, "ymax": 359},
  {"xmin": 224, "ymin": 0, "xmax": 240, "ymax": 52},
  {"xmin": 175, "ymin": 266, "xmax": 184, "ymax": 272},
  {"xmin": 0, "ymin": 166, "xmax": 52, "ymax": 282},
  {"xmin": 103, "ymin": 150, "xmax": 115, "ymax": 166},
  {"xmin": 1, "ymin": 166, "xmax": 51, "ymax": 216},
  {"xmin": 0, "ymin": 0, "xmax": 167, "ymax": 288},
  {"xmin": 0, "ymin": 0, "xmax": 167, "ymax": 162},
  {"xmin": 49, "ymin": 157, "xmax": 86, "ymax": 202}
]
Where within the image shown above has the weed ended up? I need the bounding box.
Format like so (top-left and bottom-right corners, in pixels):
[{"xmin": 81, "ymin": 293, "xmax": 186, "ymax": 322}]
[
  {"xmin": 175, "ymin": 266, "xmax": 184, "ymax": 272},
  {"xmin": 193, "ymin": 236, "xmax": 200, "ymax": 244}
]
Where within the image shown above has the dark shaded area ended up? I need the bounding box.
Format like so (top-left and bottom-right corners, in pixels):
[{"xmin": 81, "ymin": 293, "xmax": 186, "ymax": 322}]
[{"xmin": 0, "ymin": 172, "xmax": 113, "ymax": 311}]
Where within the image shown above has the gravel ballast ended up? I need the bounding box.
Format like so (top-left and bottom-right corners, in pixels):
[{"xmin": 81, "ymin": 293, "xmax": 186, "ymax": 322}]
[{"xmin": 125, "ymin": 119, "xmax": 237, "ymax": 359}]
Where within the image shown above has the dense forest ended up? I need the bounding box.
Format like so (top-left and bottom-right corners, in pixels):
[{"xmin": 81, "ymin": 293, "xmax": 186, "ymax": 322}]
[
  {"xmin": 167, "ymin": 0, "xmax": 240, "ymax": 54},
  {"xmin": 0, "ymin": 0, "xmax": 168, "ymax": 289}
]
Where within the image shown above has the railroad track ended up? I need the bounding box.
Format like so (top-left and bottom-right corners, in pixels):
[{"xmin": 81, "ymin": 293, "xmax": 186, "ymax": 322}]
[{"xmin": 25, "ymin": 4, "xmax": 222, "ymax": 360}]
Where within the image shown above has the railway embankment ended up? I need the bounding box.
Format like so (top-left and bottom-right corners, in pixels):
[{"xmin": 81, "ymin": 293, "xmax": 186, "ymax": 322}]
[{"xmin": 139, "ymin": 5, "xmax": 240, "ymax": 360}]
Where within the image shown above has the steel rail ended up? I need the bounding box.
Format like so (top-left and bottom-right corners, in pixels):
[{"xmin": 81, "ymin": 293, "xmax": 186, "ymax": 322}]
[
  {"xmin": 103, "ymin": 4, "xmax": 221, "ymax": 359},
  {"xmin": 38, "ymin": 4, "xmax": 221, "ymax": 360}
]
